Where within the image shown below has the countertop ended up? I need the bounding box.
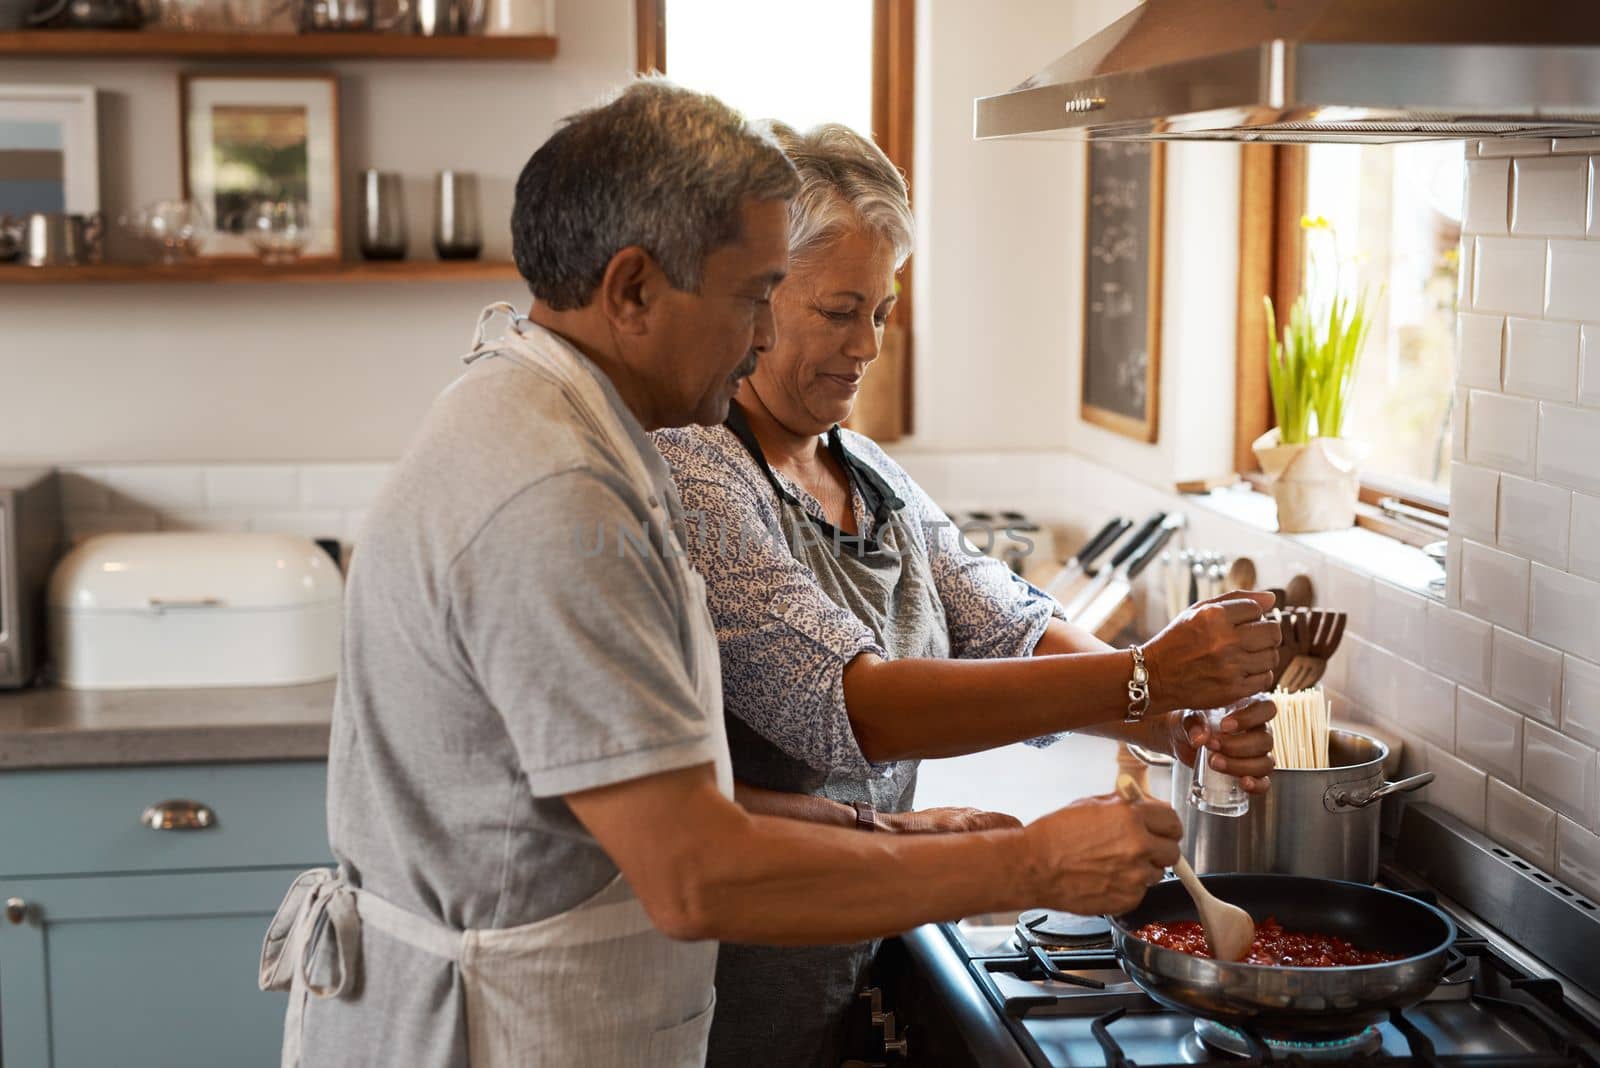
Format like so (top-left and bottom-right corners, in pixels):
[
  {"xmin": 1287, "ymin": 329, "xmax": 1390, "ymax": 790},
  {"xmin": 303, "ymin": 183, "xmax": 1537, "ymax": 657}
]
[{"xmin": 0, "ymin": 680, "xmax": 334, "ymax": 770}]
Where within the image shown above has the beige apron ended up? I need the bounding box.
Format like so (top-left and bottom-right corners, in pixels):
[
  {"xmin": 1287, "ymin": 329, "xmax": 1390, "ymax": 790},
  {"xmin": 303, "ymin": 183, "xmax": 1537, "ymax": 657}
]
[{"xmin": 261, "ymin": 306, "xmax": 732, "ymax": 1067}]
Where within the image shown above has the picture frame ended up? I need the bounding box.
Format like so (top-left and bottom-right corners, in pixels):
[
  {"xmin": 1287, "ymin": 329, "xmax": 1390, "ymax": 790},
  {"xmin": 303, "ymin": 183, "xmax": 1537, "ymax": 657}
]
[
  {"xmin": 180, "ymin": 72, "xmax": 341, "ymax": 261},
  {"xmin": 1080, "ymin": 140, "xmax": 1164, "ymax": 444},
  {"xmin": 0, "ymin": 84, "xmax": 99, "ymax": 218}
]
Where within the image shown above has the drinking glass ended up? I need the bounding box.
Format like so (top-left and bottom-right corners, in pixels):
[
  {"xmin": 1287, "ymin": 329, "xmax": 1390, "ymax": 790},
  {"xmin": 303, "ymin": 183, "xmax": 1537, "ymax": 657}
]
[
  {"xmin": 122, "ymin": 199, "xmax": 208, "ymax": 264},
  {"xmin": 248, "ymin": 198, "xmax": 311, "ymax": 265},
  {"xmin": 358, "ymin": 170, "xmax": 407, "ymax": 260},
  {"xmin": 433, "ymin": 170, "xmax": 482, "ymax": 260},
  {"xmin": 1189, "ymin": 693, "xmax": 1264, "ymax": 817}
]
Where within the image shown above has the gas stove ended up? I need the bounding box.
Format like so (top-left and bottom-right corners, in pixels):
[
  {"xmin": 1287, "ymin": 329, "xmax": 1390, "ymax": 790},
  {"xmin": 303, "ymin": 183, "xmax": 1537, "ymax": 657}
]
[{"xmin": 883, "ymin": 805, "xmax": 1600, "ymax": 1067}]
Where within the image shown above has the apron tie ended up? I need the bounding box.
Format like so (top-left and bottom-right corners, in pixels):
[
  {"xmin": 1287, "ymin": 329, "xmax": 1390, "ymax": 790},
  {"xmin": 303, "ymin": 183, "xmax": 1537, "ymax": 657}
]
[{"xmin": 260, "ymin": 868, "xmax": 362, "ymax": 1067}]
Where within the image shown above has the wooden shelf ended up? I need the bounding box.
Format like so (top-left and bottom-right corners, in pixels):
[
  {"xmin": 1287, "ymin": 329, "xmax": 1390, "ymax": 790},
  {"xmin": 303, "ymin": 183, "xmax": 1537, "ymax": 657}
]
[
  {"xmin": 0, "ymin": 259, "xmax": 521, "ymax": 284},
  {"xmin": 0, "ymin": 29, "xmax": 557, "ymax": 60}
]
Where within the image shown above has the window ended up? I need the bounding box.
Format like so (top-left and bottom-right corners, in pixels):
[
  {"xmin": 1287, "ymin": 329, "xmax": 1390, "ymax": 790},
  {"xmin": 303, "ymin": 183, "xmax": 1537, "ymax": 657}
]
[
  {"xmin": 1300, "ymin": 142, "xmax": 1464, "ymax": 505},
  {"xmin": 1237, "ymin": 142, "xmax": 1465, "ymax": 528},
  {"xmin": 635, "ymin": 0, "xmax": 916, "ymax": 437}
]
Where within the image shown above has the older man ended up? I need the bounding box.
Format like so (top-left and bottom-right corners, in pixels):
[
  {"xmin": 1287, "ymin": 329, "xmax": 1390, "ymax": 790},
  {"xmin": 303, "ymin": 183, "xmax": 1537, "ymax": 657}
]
[{"xmin": 260, "ymin": 80, "xmax": 1208, "ymax": 1068}]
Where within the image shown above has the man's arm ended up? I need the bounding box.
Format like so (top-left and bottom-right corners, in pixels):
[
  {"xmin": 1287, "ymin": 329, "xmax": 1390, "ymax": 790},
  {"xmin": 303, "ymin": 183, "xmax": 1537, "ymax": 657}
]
[
  {"xmin": 567, "ymin": 763, "xmax": 1179, "ymax": 945},
  {"xmin": 733, "ymin": 781, "xmax": 1021, "ymax": 834}
]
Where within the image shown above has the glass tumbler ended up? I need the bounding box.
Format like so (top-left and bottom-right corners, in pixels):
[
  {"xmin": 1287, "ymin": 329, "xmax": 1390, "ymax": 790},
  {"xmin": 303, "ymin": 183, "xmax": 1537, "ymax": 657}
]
[
  {"xmin": 433, "ymin": 170, "xmax": 482, "ymax": 260},
  {"xmin": 358, "ymin": 170, "xmax": 407, "ymax": 260},
  {"xmin": 1189, "ymin": 693, "xmax": 1265, "ymax": 817}
]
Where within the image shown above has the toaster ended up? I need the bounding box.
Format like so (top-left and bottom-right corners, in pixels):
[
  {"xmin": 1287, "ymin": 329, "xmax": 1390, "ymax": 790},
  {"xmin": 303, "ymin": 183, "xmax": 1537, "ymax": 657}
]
[{"xmin": 48, "ymin": 532, "xmax": 342, "ymax": 690}]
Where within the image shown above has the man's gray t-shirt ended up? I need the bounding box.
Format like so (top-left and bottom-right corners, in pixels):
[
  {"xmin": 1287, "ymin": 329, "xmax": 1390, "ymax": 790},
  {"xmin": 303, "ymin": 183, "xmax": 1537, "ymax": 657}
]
[{"xmin": 302, "ymin": 342, "xmax": 721, "ymax": 1065}]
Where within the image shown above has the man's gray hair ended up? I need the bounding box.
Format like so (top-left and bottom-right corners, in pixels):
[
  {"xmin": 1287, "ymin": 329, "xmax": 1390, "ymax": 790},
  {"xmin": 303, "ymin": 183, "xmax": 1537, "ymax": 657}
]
[
  {"xmin": 512, "ymin": 78, "xmax": 799, "ymax": 310},
  {"xmin": 762, "ymin": 121, "xmax": 914, "ymax": 270}
]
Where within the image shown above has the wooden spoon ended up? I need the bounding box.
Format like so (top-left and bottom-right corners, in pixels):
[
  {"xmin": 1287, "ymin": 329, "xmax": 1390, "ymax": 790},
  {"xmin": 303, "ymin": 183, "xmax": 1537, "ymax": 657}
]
[{"xmin": 1114, "ymin": 773, "xmax": 1257, "ymax": 962}]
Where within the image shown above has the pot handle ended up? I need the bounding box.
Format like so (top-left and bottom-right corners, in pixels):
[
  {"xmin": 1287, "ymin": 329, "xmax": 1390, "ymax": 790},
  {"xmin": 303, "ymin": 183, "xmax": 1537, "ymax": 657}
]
[
  {"xmin": 1327, "ymin": 771, "xmax": 1435, "ymax": 810},
  {"xmin": 1124, "ymin": 742, "xmax": 1174, "ymax": 768}
]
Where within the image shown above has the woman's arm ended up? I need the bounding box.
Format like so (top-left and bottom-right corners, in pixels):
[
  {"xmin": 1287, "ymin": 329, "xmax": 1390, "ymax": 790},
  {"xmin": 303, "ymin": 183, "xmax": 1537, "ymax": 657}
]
[
  {"xmin": 841, "ymin": 592, "xmax": 1280, "ymax": 762},
  {"xmin": 1029, "ymin": 619, "xmax": 1277, "ymax": 791}
]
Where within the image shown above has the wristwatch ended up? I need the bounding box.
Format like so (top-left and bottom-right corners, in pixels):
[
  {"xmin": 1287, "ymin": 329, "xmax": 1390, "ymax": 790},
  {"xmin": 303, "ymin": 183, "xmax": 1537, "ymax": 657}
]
[
  {"xmin": 1125, "ymin": 645, "xmax": 1152, "ymax": 724},
  {"xmin": 852, "ymin": 800, "xmax": 880, "ymax": 832}
]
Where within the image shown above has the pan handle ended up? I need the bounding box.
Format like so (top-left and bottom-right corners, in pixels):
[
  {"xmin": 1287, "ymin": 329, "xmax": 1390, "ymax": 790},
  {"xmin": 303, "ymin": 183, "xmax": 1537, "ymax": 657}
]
[{"xmin": 1327, "ymin": 771, "xmax": 1435, "ymax": 810}]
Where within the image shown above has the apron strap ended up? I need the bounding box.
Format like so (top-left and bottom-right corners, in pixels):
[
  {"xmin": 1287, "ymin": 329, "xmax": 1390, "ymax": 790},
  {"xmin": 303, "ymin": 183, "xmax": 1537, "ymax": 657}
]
[{"xmin": 723, "ymin": 402, "xmax": 905, "ymax": 553}]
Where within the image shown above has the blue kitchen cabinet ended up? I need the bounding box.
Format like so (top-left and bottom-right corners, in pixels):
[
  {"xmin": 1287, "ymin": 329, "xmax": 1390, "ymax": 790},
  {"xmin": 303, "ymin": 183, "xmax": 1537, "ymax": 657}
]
[{"xmin": 0, "ymin": 761, "xmax": 331, "ymax": 1068}]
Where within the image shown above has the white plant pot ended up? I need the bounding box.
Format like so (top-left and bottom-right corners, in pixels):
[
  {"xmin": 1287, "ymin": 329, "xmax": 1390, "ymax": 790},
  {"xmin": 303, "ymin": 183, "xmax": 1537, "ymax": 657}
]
[{"xmin": 1252, "ymin": 429, "xmax": 1366, "ymax": 533}]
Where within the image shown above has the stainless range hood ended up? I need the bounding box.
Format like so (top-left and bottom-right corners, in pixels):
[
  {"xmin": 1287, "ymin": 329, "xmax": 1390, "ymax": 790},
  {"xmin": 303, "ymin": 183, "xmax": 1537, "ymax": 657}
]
[{"xmin": 975, "ymin": 0, "xmax": 1600, "ymax": 144}]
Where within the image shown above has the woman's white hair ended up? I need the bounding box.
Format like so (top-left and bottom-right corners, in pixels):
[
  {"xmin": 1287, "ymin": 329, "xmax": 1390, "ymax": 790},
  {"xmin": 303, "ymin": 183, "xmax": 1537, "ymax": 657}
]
[{"xmin": 760, "ymin": 121, "xmax": 914, "ymax": 270}]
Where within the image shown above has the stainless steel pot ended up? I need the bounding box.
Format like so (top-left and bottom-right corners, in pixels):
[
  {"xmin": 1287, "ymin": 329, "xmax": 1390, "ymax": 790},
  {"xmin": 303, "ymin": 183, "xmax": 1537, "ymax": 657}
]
[
  {"xmin": 1139, "ymin": 730, "xmax": 1434, "ymax": 883},
  {"xmin": 21, "ymin": 212, "xmax": 103, "ymax": 267}
]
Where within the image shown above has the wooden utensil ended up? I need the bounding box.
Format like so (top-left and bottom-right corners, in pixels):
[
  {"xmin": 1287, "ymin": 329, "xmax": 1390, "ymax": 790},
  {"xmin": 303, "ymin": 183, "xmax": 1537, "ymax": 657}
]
[
  {"xmin": 1115, "ymin": 773, "xmax": 1257, "ymax": 962},
  {"xmin": 1278, "ymin": 611, "xmax": 1348, "ymax": 692}
]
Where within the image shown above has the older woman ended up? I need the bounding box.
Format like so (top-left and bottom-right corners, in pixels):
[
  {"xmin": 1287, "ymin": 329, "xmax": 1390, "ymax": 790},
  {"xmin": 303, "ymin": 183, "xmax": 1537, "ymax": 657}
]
[{"xmin": 653, "ymin": 123, "xmax": 1280, "ymax": 1068}]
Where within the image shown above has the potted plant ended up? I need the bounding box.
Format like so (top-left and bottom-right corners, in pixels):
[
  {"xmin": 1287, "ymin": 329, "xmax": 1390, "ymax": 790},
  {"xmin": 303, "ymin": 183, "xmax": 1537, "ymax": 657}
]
[{"xmin": 1254, "ymin": 215, "xmax": 1375, "ymax": 533}]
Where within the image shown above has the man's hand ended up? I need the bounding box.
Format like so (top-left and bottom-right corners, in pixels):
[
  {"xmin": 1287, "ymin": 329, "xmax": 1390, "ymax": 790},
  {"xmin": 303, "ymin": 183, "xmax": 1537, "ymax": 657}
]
[
  {"xmin": 1166, "ymin": 698, "xmax": 1277, "ymax": 794},
  {"xmin": 1141, "ymin": 590, "xmax": 1281, "ymax": 713},
  {"xmin": 881, "ymin": 806, "xmax": 1022, "ymax": 834},
  {"xmin": 1021, "ymin": 793, "xmax": 1181, "ymax": 916}
]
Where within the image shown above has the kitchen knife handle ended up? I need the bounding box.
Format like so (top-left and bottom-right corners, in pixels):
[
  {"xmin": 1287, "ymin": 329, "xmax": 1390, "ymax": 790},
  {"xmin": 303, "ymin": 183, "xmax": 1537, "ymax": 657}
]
[
  {"xmin": 1072, "ymin": 516, "xmax": 1132, "ymax": 567},
  {"xmin": 1125, "ymin": 515, "xmax": 1185, "ymax": 581},
  {"xmin": 1108, "ymin": 512, "xmax": 1168, "ymax": 568}
]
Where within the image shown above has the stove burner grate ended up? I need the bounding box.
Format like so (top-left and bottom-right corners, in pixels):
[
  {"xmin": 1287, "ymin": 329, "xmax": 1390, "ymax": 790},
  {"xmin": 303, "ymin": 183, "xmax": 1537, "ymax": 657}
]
[
  {"xmin": 1016, "ymin": 908, "xmax": 1113, "ymax": 949},
  {"xmin": 1194, "ymin": 1017, "xmax": 1385, "ymax": 1060}
]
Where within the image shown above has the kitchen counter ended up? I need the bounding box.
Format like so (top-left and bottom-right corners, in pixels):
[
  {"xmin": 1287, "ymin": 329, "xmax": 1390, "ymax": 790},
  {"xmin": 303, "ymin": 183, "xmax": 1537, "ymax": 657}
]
[{"xmin": 0, "ymin": 681, "xmax": 334, "ymax": 769}]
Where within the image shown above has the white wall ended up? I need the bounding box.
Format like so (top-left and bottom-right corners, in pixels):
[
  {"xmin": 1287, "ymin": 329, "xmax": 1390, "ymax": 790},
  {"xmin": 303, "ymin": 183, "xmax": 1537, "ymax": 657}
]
[
  {"xmin": 1, "ymin": 0, "xmax": 633, "ymax": 463},
  {"xmin": 905, "ymin": 0, "xmax": 1236, "ymax": 484}
]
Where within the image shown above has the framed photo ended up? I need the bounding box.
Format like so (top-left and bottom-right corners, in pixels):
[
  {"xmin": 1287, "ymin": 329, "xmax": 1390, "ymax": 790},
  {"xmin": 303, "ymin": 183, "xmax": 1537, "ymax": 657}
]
[
  {"xmin": 1080, "ymin": 140, "xmax": 1164, "ymax": 443},
  {"xmin": 181, "ymin": 73, "xmax": 341, "ymax": 260},
  {"xmin": 0, "ymin": 85, "xmax": 99, "ymax": 218}
]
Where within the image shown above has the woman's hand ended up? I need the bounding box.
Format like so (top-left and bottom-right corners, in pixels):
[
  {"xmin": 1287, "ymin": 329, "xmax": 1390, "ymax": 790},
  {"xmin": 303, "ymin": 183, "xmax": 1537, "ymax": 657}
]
[
  {"xmin": 1163, "ymin": 698, "xmax": 1277, "ymax": 794},
  {"xmin": 881, "ymin": 806, "xmax": 1023, "ymax": 834},
  {"xmin": 1141, "ymin": 590, "xmax": 1281, "ymax": 713}
]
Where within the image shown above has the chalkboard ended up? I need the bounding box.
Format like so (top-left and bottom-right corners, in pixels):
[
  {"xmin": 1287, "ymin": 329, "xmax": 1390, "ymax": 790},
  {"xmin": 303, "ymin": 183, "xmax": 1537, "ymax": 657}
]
[{"xmin": 1081, "ymin": 141, "xmax": 1164, "ymax": 443}]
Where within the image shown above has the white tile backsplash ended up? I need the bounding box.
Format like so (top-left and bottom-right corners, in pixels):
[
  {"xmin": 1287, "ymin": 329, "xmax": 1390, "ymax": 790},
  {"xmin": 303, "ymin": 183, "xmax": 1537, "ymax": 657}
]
[
  {"xmin": 1424, "ymin": 744, "xmax": 1488, "ymax": 830},
  {"xmin": 1466, "ymin": 391, "xmax": 1538, "ymax": 476},
  {"xmin": 1478, "ymin": 139, "xmax": 1553, "ymax": 159},
  {"xmin": 1456, "ymin": 688, "xmax": 1523, "ymax": 786},
  {"xmin": 1426, "ymin": 602, "xmax": 1494, "ymax": 693},
  {"xmin": 1582, "ymin": 325, "xmax": 1600, "ymax": 408},
  {"xmin": 1524, "ymin": 722, "xmax": 1599, "ymax": 829},
  {"xmin": 1473, "ymin": 237, "xmax": 1547, "ymax": 317},
  {"xmin": 1572, "ymin": 494, "xmax": 1600, "ymax": 584},
  {"xmin": 1394, "ymin": 660, "xmax": 1458, "ymax": 749},
  {"xmin": 1492, "ymin": 627, "xmax": 1563, "ymax": 724},
  {"xmin": 1503, "ymin": 317, "xmax": 1580, "ymax": 401},
  {"xmin": 1323, "ymin": 562, "xmax": 1374, "ymax": 635},
  {"xmin": 248, "ymin": 511, "xmax": 345, "ymax": 541},
  {"xmin": 1558, "ymin": 816, "xmax": 1600, "ymax": 900},
  {"xmin": 1464, "ymin": 159, "xmax": 1511, "ymax": 235},
  {"xmin": 1537, "ymin": 402, "xmax": 1600, "ymax": 494},
  {"xmin": 98, "ymin": 465, "xmax": 207, "ymax": 513},
  {"xmin": 1563, "ymin": 656, "xmax": 1600, "ymax": 751},
  {"xmin": 202, "ymin": 465, "xmax": 300, "ymax": 511},
  {"xmin": 1456, "ymin": 313, "xmax": 1504, "ymax": 391},
  {"xmin": 1368, "ymin": 582, "xmax": 1428, "ymax": 664},
  {"xmin": 1546, "ymin": 240, "xmax": 1600, "ymax": 321},
  {"xmin": 1447, "ymin": 532, "xmax": 1464, "ymax": 609},
  {"xmin": 300, "ymin": 463, "xmax": 391, "ymax": 510},
  {"xmin": 1529, "ymin": 564, "xmax": 1600, "ymax": 663},
  {"xmin": 1450, "ymin": 462, "xmax": 1499, "ymax": 543},
  {"xmin": 1495, "ymin": 474, "xmax": 1569, "ymax": 568},
  {"xmin": 1512, "ymin": 156, "xmax": 1590, "ymax": 237},
  {"xmin": 1486, "ymin": 777, "xmax": 1558, "ymax": 870},
  {"xmin": 1462, "ymin": 540, "xmax": 1530, "ymax": 631}
]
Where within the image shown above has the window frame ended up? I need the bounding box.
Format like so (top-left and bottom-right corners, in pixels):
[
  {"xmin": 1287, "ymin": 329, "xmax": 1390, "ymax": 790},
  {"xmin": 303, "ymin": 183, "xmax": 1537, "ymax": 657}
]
[
  {"xmin": 1235, "ymin": 144, "xmax": 1452, "ymax": 546},
  {"xmin": 634, "ymin": 0, "xmax": 916, "ymax": 437}
]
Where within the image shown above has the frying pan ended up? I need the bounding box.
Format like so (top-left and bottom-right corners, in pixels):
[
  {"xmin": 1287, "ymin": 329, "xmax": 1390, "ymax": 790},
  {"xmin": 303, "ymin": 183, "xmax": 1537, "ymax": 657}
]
[{"xmin": 1110, "ymin": 874, "xmax": 1456, "ymax": 1037}]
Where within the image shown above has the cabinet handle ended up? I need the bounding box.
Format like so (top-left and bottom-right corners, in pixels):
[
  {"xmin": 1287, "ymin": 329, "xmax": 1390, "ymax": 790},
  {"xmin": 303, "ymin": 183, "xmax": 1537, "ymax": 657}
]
[
  {"xmin": 5, "ymin": 898, "xmax": 25, "ymax": 925},
  {"xmin": 141, "ymin": 799, "xmax": 216, "ymax": 830}
]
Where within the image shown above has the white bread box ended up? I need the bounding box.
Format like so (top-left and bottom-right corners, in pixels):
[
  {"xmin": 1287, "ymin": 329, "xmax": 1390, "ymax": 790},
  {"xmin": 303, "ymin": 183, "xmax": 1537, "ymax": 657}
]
[{"xmin": 48, "ymin": 532, "xmax": 343, "ymax": 690}]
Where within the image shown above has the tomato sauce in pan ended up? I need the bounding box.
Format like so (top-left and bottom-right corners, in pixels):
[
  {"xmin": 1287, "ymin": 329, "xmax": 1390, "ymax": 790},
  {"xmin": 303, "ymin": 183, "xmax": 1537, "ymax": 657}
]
[{"xmin": 1130, "ymin": 917, "xmax": 1402, "ymax": 967}]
